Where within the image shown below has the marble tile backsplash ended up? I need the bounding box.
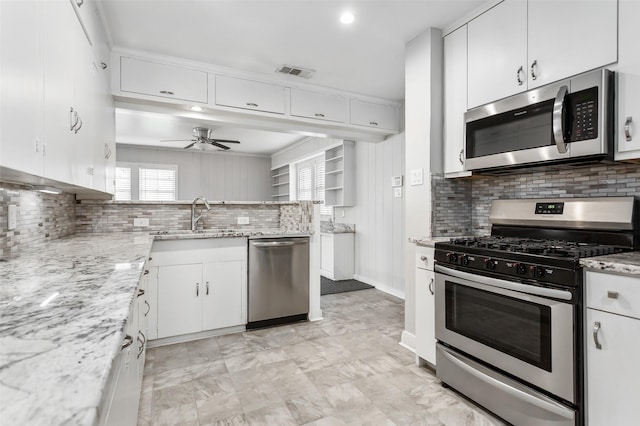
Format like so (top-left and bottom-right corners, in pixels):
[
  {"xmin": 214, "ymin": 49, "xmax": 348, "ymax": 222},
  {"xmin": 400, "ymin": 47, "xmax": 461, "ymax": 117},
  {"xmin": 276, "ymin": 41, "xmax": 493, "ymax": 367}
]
[
  {"xmin": 432, "ymin": 162, "xmax": 640, "ymax": 237},
  {"xmin": 0, "ymin": 183, "xmax": 76, "ymax": 258}
]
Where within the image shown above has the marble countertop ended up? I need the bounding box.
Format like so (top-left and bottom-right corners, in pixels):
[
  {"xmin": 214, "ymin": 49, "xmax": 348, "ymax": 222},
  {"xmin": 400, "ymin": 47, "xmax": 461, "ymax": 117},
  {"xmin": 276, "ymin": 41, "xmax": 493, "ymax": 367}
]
[
  {"xmin": 319, "ymin": 221, "xmax": 355, "ymax": 234},
  {"xmin": 0, "ymin": 228, "xmax": 309, "ymax": 425},
  {"xmin": 409, "ymin": 236, "xmax": 478, "ymax": 248},
  {"xmin": 151, "ymin": 229, "xmax": 312, "ymax": 240},
  {"xmin": 580, "ymin": 251, "xmax": 640, "ymax": 276}
]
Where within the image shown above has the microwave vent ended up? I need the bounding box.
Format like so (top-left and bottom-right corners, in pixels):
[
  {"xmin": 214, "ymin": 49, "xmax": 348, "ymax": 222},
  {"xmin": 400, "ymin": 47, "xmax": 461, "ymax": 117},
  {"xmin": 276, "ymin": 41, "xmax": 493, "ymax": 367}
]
[{"xmin": 276, "ymin": 65, "xmax": 314, "ymax": 79}]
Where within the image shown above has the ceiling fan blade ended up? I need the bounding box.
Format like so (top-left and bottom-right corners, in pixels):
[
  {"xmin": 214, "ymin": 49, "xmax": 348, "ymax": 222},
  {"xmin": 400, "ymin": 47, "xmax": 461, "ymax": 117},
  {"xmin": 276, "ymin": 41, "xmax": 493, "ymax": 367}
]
[
  {"xmin": 183, "ymin": 142, "xmax": 197, "ymax": 149},
  {"xmin": 210, "ymin": 138, "xmax": 240, "ymax": 144},
  {"xmin": 210, "ymin": 141, "xmax": 231, "ymax": 150},
  {"xmin": 159, "ymin": 138, "xmax": 196, "ymax": 142}
]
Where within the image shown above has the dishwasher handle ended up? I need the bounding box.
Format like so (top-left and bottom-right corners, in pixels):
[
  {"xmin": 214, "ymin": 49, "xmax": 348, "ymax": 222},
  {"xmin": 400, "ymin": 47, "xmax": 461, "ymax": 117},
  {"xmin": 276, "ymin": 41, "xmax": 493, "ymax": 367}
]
[{"xmin": 251, "ymin": 240, "xmax": 307, "ymax": 248}]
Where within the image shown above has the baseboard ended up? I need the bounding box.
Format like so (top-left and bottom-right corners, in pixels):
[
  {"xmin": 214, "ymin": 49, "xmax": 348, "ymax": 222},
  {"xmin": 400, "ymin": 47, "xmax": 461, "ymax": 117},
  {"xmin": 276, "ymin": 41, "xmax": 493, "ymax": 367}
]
[
  {"xmin": 400, "ymin": 330, "xmax": 416, "ymax": 353},
  {"xmin": 353, "ymin": 274, "xmax": 405, "ymax": 300},
  {"xmin": 147, "ymin": 325, "xmax": 246, "ymax": 348}
]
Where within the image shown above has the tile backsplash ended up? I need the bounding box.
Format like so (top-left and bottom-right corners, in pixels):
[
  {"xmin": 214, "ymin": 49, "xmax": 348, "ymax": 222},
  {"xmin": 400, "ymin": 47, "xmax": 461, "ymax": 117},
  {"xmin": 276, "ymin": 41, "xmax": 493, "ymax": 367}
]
[
  {"xmin": 0, "ymin": 183, "xmax": 76, "ymax": 258},
  {"xmin": 432, "ymin": 162, "xmax": 640, "ymax": 237}
]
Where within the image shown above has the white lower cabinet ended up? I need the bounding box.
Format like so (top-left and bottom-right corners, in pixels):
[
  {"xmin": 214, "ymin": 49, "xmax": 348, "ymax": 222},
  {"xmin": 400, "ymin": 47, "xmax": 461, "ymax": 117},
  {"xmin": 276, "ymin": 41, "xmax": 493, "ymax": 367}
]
[
  {"xmin": 585, "ymin": 271, "xmax": 640, "ymax": 425},
  {"xmin": 150, "ymin": 238, "xmax": 248, "ymax": 342},
  {"xmin": 415, "ymin": 246, "xmax": 436, "ymax": 366},
  {"xmin": 320, "ymin": 233, "xmax": 354, "ymax": 281}
]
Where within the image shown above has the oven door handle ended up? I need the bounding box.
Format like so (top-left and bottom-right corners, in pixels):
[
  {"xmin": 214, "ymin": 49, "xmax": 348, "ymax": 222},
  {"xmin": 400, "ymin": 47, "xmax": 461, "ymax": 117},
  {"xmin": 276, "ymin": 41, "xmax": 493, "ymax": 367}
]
[
  {"xmin": 438, "ymin": 345, "xmax": 575, "ymax": 420},
  {"xmin": 434, "ymin": 265, "xmax": 573, "ymax": 301}
]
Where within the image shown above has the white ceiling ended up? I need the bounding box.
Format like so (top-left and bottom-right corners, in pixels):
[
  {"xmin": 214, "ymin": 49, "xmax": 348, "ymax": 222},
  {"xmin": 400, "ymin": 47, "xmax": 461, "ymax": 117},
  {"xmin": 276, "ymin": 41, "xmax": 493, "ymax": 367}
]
[
  {"xmin": 101, "ymin": 0, "xmax": 485, "ymax": 154},
  {"xmin": 115, "ymin": 109, "xmax": 304, "ymax": 155}
]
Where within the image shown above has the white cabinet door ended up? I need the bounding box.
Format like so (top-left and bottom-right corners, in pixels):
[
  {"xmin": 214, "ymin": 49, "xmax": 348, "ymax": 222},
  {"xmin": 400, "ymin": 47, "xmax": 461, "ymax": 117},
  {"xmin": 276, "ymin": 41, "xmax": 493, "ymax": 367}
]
[
  {"xmin": 616, "ymin": 0, "xmax": 640, "ymax": 159},
  {"xmin": 120, "ymin": 57, "xmax": 208, "ymax": 103},
  {"xmin": 320, "ymin": 234, "xmax": 335, "ymax": 279},
  {"xmin": 443, "ymin": 25, "xmax": 469, "ymax": 176},
  {"xmin": 290, "ymin": 88, "xmax": 347, "ymax": 123},
  {"xmin": 415, "ymin": 267, "xmax": 436, "ymax": 365},
  {"xmin": 215, "ymin": 75, "xmax": 286, "ymax": 114},
  {"xmin": 157, "ymin": 264, "xmax": 202, "ymax": 338},
  {"xmin": 527, "ymin": 0, "xmax": 617, "ymax": 90},
  {"xmin": 467, "ymin": 0, "xmax": 527, "ymax": 108},
  {"xmin": 0, "ymin": 0, "xmax": 43, "ymax": 176},
  {"xmin": 202, "ymin": 261, "xmax": 245, "ymax": 330},
  {"xmin": 350, "ymin": 99, "xmax": 398, "ymax": 130},
  {"xmin": 586, "ymin": 309, "xmax": 640, "ymax": 425}
]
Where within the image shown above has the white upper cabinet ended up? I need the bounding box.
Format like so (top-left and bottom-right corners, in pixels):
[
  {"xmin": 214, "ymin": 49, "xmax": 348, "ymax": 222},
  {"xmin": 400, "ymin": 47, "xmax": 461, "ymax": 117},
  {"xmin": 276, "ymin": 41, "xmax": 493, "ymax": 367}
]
[
  {"xmin": 443, "ymin": 25, "xmax": 470, "ymax": 177},
  {"xmin": 350, "ymin": 99, "xmax": 399, "ymax": 130},
  {"xmin": 527, "ymin": 0, "xmax": 617, "ymax": 89},
  {"xmin": 615, "ymin": 0, "xmax": 640, "ymax": 160},
  {"xmin": 0, "ymin": 0, "xmax": 44, "ymax": 177},
  {"xmin": 467, "ymin": 0, "xmax": 618, "ymax": 109},
  {"xmin": 290, "ymin": 88, "xmax": 347, "ymax": 123},
  {"xmin": 467, "ymin": 0, "xmax": 527, "ymax": 109},
  {"xmin": 215, "ymin": 75, "xmax": 286, "ymax": 114},
  {"xmin": 120, "ymin": 57, "xmax": 208, "ymax": 103}
]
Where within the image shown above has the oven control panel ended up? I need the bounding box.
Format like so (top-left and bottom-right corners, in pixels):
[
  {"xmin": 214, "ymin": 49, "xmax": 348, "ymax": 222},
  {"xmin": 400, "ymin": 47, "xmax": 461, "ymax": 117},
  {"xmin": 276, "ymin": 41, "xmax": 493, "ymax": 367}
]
[
  {"xmin": 535, "ymin": 202, "xmax": 564, "ymax": 215},
  {"xmin": 435, "ymin": 249, "xmax": 577, "ymax": 287}
]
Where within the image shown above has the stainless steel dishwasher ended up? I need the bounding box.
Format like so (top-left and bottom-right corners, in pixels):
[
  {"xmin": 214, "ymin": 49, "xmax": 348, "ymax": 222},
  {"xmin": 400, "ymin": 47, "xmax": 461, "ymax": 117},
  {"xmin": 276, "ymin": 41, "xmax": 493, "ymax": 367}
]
[{"xmin": 247, "ymin": 237, "xmax": 309, "ymax": 329}]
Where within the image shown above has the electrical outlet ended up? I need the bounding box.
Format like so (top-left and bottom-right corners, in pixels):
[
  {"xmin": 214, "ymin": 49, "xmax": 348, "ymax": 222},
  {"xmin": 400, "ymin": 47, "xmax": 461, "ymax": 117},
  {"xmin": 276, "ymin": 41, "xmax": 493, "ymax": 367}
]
[
  {"xmin": 8, "ymin": 205, "xmax": 17, "ymax": 230},
  {"xmin": 237, "ymin": 217, "xmax": 250, "ymax": 225},
  {"xmin": 410, "ymin": 168, "xmax": 423, "ymax": 186},
  {"xmin": 394, "ymin": 187, "xmax": 403, "ymax": 198},
  {"xmin": 133, "ymin": 218, "xmax": 149, "ymax": 227}
]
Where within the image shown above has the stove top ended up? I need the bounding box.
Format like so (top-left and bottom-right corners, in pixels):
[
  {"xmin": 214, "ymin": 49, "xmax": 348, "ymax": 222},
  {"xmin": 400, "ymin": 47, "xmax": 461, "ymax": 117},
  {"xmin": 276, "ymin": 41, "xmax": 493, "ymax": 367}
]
[{"xmin": 447, "ymin": 236, "xmax": 620, "ymax": 259}]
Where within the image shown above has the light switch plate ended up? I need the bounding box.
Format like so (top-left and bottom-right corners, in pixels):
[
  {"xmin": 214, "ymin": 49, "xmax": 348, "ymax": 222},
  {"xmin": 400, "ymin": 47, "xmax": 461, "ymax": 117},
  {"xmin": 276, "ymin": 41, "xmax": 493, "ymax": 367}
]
[
  {"xmin": 133, "ymin": 218, "xmax": 149, "ymax": 227},
  {"xmin": 8, "ymin": 205, "xmax": 17, "ymax": 230},
  {"xmin": 410, "ymin": 168, "xmax": 423, "ymax": 186},
  {"xmin": 391, "ymin": 176, "xmax": 403, "ymax": 187},
  {"xmin": 393, "ymin": 187, "xmax": 403, "ymax": 198},
  {"xmin": 237, "ymin": 216, "xmax": 250, "ymax": 225}
]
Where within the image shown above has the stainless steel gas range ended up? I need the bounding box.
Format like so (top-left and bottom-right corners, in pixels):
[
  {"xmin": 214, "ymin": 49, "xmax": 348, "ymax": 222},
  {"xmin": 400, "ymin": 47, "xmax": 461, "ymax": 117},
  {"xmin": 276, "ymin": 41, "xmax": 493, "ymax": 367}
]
[{"xmin": 434, "ymin": 197, "xmax": 639, "ymax": 426}]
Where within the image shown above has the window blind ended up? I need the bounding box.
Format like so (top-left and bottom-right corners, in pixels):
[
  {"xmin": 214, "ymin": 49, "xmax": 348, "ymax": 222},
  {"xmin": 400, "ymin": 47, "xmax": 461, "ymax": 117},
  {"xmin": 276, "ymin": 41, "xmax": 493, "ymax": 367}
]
[
  {"xmin": 139, "ymin": 167, "xmax": 176, "ymax": 201},
  {"xmin": 114, "ymin": 167, "xmax": 132, "ymax": 201},
  {"xmin": 297, "ymin": 165, "xmax": 313, "ymax": 201}
]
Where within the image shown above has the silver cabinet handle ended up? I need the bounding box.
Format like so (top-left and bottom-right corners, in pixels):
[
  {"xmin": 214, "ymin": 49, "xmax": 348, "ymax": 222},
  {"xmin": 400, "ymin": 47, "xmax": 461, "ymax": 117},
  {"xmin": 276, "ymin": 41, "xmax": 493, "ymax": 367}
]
[
  {"xmin": 369, "ymin": 121, "xmax": 379, "ymax": 126},
  {"xmin": 552, "ymin": 85, "xmax": 569, "ymax": 154},
  {"xmin": 121, "ymin": 334, "xmax": 133, "ymax": 350},
  {"xmin": 530, "ymin": 60, "xmax": 538, "ymax": 80},
  {"xmin": 625, "ymin": 117, "xmax": 633, "ymax": 141},
  {"xmin": 607, "ymin": 291, "xmax": 619, "ymax": 299},
  {"xmin": 74, "ymin": 116, "xmax": 83, "ymax": 134},
  {"xmin": 246, "ymin": 102, "xmax": 258, "ymax": 107},
  {"xmin": 137, "ymin": 289, "xmax": 145, "ymax": 297},
  {"xmin": 143, "ymin": 269, "xmax": 149, "ymax": 276},
  {"xmin": 144, "ymin": 300, "xmax": 150, "ymax": 317},
  {"xmin": 70, "ymin": 107, "xmax": 79, "ymax": 131},
  {"xmin": 196, "ymin": 283, "xmax": 199, "ymax": 297},
  {"xmin": 420, "ymin": 255, "xmax": 428, "ymax": 262},
  {"xmin": 593, "ymin": 321, "xmax": 602, "ymax": 349},
  {"xmin": 137, "ymin": 333, "xmax": 144, "ymax": 358},
  {"xmin": 159, "ymin": 90, "xmax": 174, "ymax": 95},
  {"xmin": 206, "ymin": 281, "xmax": 210, "ymax": 295},
  {"xmin": 458, "ymin": 149, "xmax": 464, "ymax": 165},
  {"xmin": 100, "ymin": 61, "xmax": 107, "ymax": 70},
  {"xmin": 428, "ymin": 278, "xmax": 434, "ymax": 295},
  {"xmin": 516, "ymin": 66, "xmax": 524, "ymax": 86},
  {"xmin": 315, "ymin": 113, "xmax": 325, "ymax": 118},
  {"xmin": 75, "ymin": 0, "xmax": 84, "ymax": 7}
]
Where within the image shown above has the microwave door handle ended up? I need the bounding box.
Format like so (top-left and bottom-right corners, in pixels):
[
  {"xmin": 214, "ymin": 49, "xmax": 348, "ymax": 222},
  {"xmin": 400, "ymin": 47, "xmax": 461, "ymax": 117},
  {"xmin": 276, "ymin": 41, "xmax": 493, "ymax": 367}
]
[{"xmin": 553, "ymin": 85, "xmax": 569, "ymax": 154}]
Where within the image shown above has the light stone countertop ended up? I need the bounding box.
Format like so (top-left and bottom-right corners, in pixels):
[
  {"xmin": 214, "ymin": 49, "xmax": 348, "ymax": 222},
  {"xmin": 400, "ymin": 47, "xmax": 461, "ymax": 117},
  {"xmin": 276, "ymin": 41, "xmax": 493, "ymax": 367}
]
[
  {"xmin": 409, "ymin": 236, "xmax": 478, "ymax": 248},
  {"xmin": 580, "ymin": 251, "xmax": 640, "ymax": 276},
  {"xmin": 0, "ymin": 229, "xmax": 310, "ymax": 426}
]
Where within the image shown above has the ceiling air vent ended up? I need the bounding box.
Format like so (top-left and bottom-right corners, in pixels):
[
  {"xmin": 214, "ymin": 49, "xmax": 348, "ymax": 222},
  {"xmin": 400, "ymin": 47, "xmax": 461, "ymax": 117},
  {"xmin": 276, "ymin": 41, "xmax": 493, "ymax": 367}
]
[{"xmin": 276, "ymin": 65, "xmax": 315, "ymax": 79}]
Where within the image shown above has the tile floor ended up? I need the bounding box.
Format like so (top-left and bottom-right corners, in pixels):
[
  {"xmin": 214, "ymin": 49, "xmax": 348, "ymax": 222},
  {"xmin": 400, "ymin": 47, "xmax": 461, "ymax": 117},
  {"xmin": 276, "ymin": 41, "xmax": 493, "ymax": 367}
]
[{"xmin": 138, "ymin": 289, "xmax": 506, "ymax": 425}]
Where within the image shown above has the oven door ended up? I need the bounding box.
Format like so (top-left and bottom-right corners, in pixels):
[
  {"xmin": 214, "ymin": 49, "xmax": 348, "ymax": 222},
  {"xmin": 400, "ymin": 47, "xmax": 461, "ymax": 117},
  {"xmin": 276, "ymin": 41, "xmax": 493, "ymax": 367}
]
[{"xmin": 435, "ymin": 265, "xmax": 575, "ymax": 403}]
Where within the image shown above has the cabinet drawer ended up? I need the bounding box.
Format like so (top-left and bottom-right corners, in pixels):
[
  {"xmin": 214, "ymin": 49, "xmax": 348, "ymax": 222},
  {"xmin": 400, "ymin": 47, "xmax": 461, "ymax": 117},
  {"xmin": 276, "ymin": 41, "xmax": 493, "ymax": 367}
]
[
  {"xmin": 585, "ymin": 271, "xmax": 640, "ymax": 319},
  {"xmin": 350, "ymin": 99, "xmax": 398, "ymax": 130},
  {"xmin": 290, "ymin": 88, "xmax": 347, "ymax": 123},
  {"xmin": 120, "ymin": 57, "xmax": 208, "ymax": 103},
  {"xmin": 415, "ymin": 246, "xmax": 435, "ymax": 271},
  {"xmin": 215, "ymin": 75, "xmax": 285, "ymax": 114}
]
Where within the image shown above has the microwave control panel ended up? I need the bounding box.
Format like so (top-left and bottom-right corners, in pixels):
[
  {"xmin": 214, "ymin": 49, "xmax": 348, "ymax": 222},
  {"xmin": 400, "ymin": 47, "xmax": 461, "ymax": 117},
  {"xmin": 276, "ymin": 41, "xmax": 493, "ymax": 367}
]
[{"xmin": 569, "ymin": 87, "xmax": 598, "ymax": 142}]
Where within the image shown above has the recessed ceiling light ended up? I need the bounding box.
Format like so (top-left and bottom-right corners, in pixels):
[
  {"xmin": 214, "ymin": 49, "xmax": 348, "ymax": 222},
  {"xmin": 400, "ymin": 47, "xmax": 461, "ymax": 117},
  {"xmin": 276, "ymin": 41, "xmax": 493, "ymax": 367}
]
[
  {"xmin": 191, "ymin": 106, "xmax": 203, "ymax": 112},
  {"xmin": 340, "ymin": 11, "xmax": 355, "ymax": 24}
]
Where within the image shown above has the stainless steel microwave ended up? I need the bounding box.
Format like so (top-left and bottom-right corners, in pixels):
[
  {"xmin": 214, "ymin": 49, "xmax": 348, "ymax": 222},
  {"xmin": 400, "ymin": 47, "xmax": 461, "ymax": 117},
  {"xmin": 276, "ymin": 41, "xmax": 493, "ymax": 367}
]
[{"xmin": 464, "ymin": 68, "xmax": 614, "ymax": 173}]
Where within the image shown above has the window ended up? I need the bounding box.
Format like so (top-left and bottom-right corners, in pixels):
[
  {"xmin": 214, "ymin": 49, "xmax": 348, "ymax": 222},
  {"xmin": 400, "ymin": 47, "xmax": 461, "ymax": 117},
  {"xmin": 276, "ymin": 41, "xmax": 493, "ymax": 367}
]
[
  {"xmin": 114, "ymin": 163, "xmax": 178, "ymax": 201},
  {"xmin": 295, "ymin": 156, "xmax": 332, "ymax": 216}
]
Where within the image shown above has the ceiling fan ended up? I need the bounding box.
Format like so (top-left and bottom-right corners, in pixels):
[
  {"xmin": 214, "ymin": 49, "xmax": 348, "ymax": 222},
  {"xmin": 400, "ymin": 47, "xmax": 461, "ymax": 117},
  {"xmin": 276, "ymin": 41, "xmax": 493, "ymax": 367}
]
[{"xmin": 159, "ymin": 127, "xmax": 240, "ymax": 150}]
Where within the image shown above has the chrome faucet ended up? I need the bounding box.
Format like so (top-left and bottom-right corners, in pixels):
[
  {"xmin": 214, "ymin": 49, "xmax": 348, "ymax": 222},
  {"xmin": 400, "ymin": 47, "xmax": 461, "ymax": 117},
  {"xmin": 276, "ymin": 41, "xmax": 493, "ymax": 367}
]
[{"xmin": 191, "ymin": 196, "xmax": 211, "ymax": 231}]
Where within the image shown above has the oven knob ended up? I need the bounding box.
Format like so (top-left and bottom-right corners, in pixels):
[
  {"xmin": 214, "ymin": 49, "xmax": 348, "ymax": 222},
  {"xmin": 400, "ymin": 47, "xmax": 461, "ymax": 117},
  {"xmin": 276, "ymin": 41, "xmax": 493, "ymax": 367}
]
[
  {"xmin": 447, "ymin": 252, "xmax": 459, "ymax": 263},
  {"xmin": 485, "ymin": 259, "xmax": 497, "ymax": 270},
  {"xmin": 516, "ymin": 263, "xmax": 527, "ymax": 275},
  {"xmin": 534, "ymin": 266, "xmax": 546, "ymax": 278},
  {"xmin": 461, "ymin": 255, "xmax": 470, "ymax": 266}
]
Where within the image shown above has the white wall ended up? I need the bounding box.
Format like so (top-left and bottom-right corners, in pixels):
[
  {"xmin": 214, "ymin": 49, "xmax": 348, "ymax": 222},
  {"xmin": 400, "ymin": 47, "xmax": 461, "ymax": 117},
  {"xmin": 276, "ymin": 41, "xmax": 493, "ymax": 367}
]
[
  {"xmin": 117, "ymin": 145, "xmax": 272, "ymax": 201},
  {"xmin": 403, "ymin": 27, "xmax": 443, "ymax": 351},
  {"xmin": 335, "ymin": 133, "xmax": 406, "ymax": 299},
  {"xmin": 271, "ymin": 137, "xmax": 342, "ymax": 169}
]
